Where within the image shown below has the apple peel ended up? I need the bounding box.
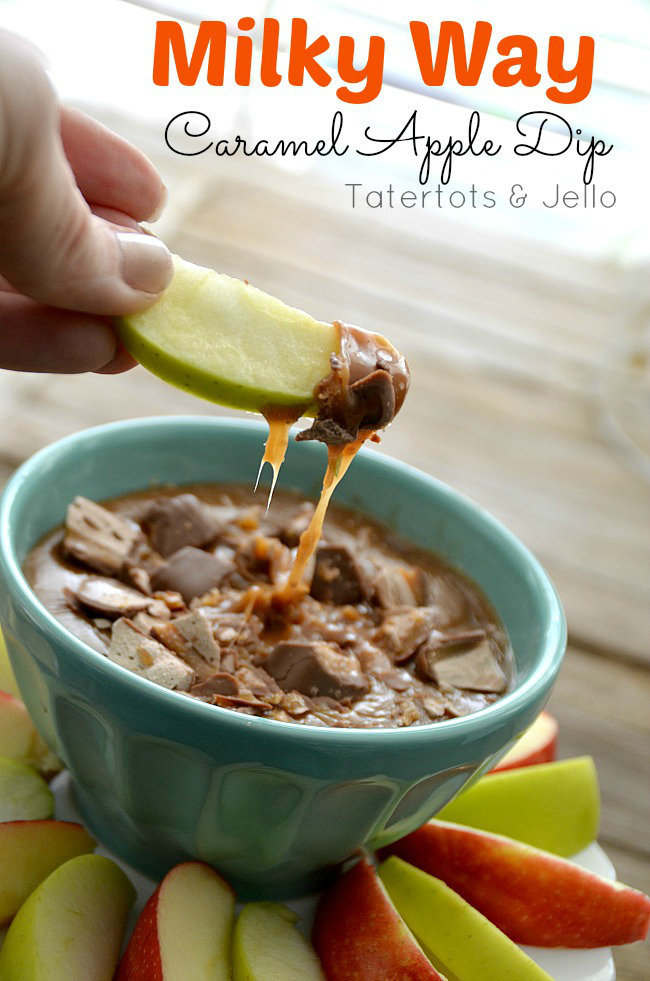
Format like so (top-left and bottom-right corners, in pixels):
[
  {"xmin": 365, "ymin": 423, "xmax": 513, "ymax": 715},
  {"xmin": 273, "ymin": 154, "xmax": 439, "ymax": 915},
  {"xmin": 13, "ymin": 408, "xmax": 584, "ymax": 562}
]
[
  {"xmin": 379, "ymin": 819, "xmax": 650, "ymax": 947},
  {"xmin": 313, "ymin": 857, "xmax": 446, "ymax": 980},
  {"xmin": 379, "ymin": 855, "xmax": 553, "ymax": 981},
  {"xmin": 116, "ymin": 861, "xmax": 235, "ymax": 981}
]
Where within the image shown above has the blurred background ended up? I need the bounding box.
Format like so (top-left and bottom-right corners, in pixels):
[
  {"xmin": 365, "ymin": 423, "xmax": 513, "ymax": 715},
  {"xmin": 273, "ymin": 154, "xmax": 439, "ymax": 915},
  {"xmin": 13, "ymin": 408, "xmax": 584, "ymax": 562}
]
[{"xmin": 0, "ymin": 2, "xmax": 648, "ymax": 976}]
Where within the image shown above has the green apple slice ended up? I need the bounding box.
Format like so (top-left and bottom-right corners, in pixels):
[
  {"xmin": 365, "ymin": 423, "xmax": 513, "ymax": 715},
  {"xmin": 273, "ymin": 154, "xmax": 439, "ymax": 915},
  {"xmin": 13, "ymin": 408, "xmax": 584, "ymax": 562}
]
[
  {"xmin": 115, "ymin": 256, "xmax": 339, "ymax": 413},
  {"xmin": 0, "ymin": 854, "xmax": 135, "ymax": 981},
  {"xmin": 233, "ymin": 902, "xmax": 325, "ymax": 980},
  {"xmin": 379, "ymin": 857, "xmax": 553, "ymax": 981},
  {"xmin": 436, "ymin": 757, "xmax": 599, "ymax": 856},
  {"xmin": 0, "ymin": 756, "xmax": 53, "ymax": 821},
  {"xmin": 0, "ymin": 691, "xmax": 61, "ymax": 779}
]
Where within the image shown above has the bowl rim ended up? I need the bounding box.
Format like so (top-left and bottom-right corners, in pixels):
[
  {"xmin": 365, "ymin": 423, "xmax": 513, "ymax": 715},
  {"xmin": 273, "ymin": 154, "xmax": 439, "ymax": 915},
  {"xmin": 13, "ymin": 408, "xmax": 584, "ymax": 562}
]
[{"xmin": 0, "ymin": 416, "xmax": 566, "ymax": 744}]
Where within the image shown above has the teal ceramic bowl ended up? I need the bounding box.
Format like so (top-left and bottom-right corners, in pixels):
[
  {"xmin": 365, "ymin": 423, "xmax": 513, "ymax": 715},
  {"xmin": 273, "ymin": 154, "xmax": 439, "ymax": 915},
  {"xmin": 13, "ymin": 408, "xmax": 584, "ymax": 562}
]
[{"xmin": 0, "ymin": 417, "xmax": 565, "ymax": 898}]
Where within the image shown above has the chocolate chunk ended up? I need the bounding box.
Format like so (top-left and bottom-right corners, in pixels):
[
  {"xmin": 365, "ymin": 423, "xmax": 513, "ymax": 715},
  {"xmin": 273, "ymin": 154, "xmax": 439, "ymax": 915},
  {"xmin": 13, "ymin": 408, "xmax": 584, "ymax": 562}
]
[
  {"xmin": 264, "ymin": 641, "xmax": 368, "ymax": 700},
  {"xmin": 74, "ymin": 576, "xmax": 153, "ymax": 619},
  {"xmin": 107, "ymin": 618, "xmax": 194, "ymax": 691},
  {"xmin": 151, "ymin": 546, "xmax": 231, "ymax": 602},
  {"xmin": 423, "ymin": 628, "xmax": 487, "ymax": 654},
  {"xmin": 192, "ymin": 672, "xmax": 240, "ymax": 698},
  {"xmin": 416, "ymin": 629, "xmax": 489, "ymax": 680},
  {"xmin": 424, "ymin": 639, "xmax": 507, "ymax": 693},
  {"xmin": 277, "ymin": 502, "xmax": 315, "ymax": 548},
  {"xmin": 310, "ymin": 545, "xmax": 370, "ymax": 605},
  {"xmin": 376, "ymin": 607, "xmax": 437, "ymax": 663},
  {"xmin": 296, "ymin": 325, "xmax": 409, "ymax": 445},
  {"xmin": 142, "ymin": 494, "xmax": 219, "ymax": 557},
  {"xmin": 427, "ymin": 576, "xmax": 470, "ymax": 628},
  {"xmin": 63, "ymin": 497, "xmax": 142, "ymax": 576},
  {"xmin": 373, "ymin": 564, "xmax": 419, "ymax": 609},
  {"xmin": 348, "ymin": 368, "xmax": 396, "ymax": 430}
]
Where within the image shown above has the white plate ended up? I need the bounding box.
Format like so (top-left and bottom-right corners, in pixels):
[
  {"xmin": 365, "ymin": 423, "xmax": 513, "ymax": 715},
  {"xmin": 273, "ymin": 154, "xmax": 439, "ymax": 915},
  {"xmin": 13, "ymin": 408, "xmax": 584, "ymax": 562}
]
[{"xmin": 52, "ymin": 771, "xmax": 616, "ymax": 981}]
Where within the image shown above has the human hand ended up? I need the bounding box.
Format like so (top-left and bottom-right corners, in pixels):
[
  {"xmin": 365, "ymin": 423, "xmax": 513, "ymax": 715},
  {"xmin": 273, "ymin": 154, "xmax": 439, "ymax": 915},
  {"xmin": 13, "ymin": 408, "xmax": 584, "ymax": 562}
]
[{"xmin": 0, "ymin": 30, "xmax": 173, "ymax": 374}]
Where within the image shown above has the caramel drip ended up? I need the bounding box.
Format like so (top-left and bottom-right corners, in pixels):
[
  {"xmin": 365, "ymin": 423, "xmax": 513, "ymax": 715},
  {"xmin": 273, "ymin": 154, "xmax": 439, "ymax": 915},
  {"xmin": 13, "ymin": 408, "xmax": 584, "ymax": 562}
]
[
  {"xmin": 256, "ymin": 407, "xmax": 304, "ymax": 511},
  {"xmin": 280, "ymin": 435, "xmax": 367, "ymax": 599},
  {"xmin": 247, "ymin": 321, "xmax": 408, "ymax": 608}
]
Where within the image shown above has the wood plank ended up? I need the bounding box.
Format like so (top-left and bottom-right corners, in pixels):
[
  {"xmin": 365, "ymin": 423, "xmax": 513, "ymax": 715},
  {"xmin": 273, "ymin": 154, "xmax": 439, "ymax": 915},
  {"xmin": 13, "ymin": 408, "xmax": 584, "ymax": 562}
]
[{"xmin": 548, "ymin": 646, "xmax": 650, "ymax": 855}]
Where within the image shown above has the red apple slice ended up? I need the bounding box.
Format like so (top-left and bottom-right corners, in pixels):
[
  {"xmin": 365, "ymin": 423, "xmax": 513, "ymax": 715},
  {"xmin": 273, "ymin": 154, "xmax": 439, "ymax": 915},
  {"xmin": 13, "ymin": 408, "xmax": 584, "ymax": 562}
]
[
  {"xmin": 312, "ymin": 857, "xmax": 446, "ymax": 980},
  {"xmin": 379, "ymin": 820, "xmax": 650, "ymax": 947},
  {"xmin": 0, "ymin": 820, "xmax": 95, "ymax": 924},
  {"xmin": 491, "ymin": 711, "xmax": 558, "ymax": 772},
  {"xmin": 116, "ymin": 861, "xmax": 235, "ymax": 980}
]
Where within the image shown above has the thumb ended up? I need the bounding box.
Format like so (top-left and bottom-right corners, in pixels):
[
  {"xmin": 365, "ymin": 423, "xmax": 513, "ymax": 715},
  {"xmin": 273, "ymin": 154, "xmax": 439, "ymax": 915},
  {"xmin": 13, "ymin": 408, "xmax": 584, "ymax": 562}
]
[{"xmin": 0, "ymin": 32, "xmax": 172, "ymax": 315}]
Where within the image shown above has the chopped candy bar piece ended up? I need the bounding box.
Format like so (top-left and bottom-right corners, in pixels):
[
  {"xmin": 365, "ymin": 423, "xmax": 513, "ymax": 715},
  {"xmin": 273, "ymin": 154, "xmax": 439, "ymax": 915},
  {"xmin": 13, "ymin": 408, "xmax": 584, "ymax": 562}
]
[
  {"xmin": 265, "ymin": 641, "xmax": 368, "ymax": 700},
  {"xmin": 107, "ymin": 618, "xmax": 194, "ymax": 691},
  {"xmin": 142, "ymin": 494, "xmax": 220, "ymax": 557},
  {"xmin": 63, "ymin": 496, "xmax": 142, "ymax": 576}
]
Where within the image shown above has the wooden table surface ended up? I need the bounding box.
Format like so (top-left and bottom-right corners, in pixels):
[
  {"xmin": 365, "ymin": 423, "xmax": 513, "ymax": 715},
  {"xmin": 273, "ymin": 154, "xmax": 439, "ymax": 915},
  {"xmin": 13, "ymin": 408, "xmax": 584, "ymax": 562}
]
[{"xmin": 1, "ymin": 151, "xmax": 648, "ymax": 979}]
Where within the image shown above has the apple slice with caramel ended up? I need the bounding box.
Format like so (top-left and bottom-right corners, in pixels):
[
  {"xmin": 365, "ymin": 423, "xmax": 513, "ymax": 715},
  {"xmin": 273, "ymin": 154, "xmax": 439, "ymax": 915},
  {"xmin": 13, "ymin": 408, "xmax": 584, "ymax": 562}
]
[
  {"xmin": 115, "ymin": 256, "xmax": 408, "ymax": 432},
  {"xmin": 116, "ymin": 257, "xmax": 339, "ymax": 414},
  {"xmin": 116, "ymin": 255, "xmax": 409, "ymax": 593}
]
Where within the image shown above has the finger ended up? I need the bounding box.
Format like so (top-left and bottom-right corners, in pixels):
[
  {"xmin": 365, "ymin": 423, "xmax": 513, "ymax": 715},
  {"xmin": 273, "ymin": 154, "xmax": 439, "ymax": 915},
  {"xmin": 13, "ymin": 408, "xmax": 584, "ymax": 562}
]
[
  {"xmin": 60, "ymin": 106, "xmax": 167, "ymax": 223},
  {"xmin": 0, "ymin": 292, "xmax": 120, "ymax": 372},
  {"xmin": 94, "ymin": 341, "xmax": 138, "ymax": 374},
  {"xmin": 0, "ymin": 33, "xmax": 173, "ymax": 314},
  {"xmin": 89, "ymin": 204, "xmax": 141, "ymax": 230}
]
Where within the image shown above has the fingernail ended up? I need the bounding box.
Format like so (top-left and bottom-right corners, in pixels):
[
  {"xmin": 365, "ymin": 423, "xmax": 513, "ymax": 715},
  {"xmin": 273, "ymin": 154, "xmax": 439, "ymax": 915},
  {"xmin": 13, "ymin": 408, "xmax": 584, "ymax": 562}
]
[
  {"xmin": 146, "ymin": 182, "xmax": 169, "ymax": 223},
  {"xmin": 117, "ymin": 232, "xmax": 173, "ymax": 294}
]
